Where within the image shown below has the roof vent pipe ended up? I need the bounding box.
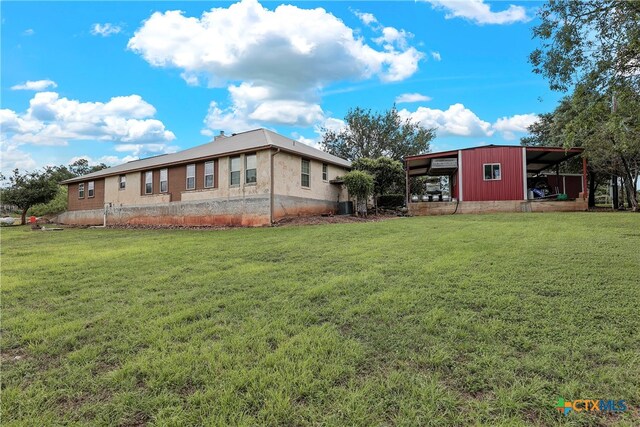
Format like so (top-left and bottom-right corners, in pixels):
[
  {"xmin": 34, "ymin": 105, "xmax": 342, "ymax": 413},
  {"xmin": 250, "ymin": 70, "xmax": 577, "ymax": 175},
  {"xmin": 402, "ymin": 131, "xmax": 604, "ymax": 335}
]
[{"xmin": 214, "ymin": 130, "xmax": 227, "ymax": 141}]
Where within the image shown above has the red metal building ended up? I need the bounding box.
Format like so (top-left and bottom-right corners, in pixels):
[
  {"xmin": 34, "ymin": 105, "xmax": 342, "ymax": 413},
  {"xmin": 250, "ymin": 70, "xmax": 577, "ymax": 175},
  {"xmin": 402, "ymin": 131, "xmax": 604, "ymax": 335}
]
[{"xmin": 404, "ymin": 145, "xmax": 587, "ymax": 215}]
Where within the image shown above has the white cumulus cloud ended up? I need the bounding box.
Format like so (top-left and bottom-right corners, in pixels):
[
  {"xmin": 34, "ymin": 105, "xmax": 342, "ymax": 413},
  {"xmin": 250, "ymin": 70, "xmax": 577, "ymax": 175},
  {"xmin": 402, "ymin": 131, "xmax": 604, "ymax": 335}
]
[
  {"xmin": 423, "ymin": 0, "xmax": 530, "ymax": 25},
  {"xmin": 399, "ymin": 103, "xmax": 494, "ymax": 137},
  {"xmin": 396, "ymin": 93, "xmax": 432, "ymax": 104},
  {"xmin": 11, "ymin": 79, "xmax": 58, "ymax": 91},
  {"xmin": 128, "ymin": 0, "xmax": 423, "ymax": 134},
  {"xmin": 0, "ymin": 92, "xmax": 175, "ymax": 148},
  {"xmin": 91, "ymin": 23, "xmax": 122, "ymax": 37},
  {"xmin": 492, "ymin": 113, "xmax": 538, "ymax": 140},
  {"xmin": 431, "ymin": 51, "xmax": 442, "ymax": 61}
]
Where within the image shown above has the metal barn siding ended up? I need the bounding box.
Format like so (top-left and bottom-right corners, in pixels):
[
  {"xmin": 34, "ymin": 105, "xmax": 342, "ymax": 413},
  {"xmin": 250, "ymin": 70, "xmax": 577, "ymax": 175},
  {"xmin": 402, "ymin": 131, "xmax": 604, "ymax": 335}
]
[
  {"xmin": 461, "ymin": 147, "xmax": 524, "ymax": 201},
  {"xmin": 547, "ymin": 175, "xmax": 583, "ymax": 199}
]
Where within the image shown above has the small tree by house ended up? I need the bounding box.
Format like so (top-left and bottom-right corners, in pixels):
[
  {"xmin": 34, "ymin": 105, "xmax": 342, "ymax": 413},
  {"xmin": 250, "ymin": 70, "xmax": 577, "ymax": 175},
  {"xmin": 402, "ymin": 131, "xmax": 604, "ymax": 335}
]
[
  {"xmin": 343, "ymin": 170, "xmax": 374, "ymax": 217},
  {"xmin": 0, "ymin": 169, "xmax": 59, "ymax": 225},
  {"xmin": 352, "ymin": 157, "xmax": 404, "ymax": 213}
]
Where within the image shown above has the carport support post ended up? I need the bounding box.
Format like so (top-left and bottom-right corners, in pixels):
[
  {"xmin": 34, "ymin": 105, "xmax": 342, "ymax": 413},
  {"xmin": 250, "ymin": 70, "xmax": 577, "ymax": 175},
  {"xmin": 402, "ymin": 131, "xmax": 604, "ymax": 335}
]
[
  {"xmin": 405, "ymin": 163, "xmax": 410, "ymax": 206},
  {"xmin": 582, "ymin": 157, "xmax": 588, "ymax": 201}
]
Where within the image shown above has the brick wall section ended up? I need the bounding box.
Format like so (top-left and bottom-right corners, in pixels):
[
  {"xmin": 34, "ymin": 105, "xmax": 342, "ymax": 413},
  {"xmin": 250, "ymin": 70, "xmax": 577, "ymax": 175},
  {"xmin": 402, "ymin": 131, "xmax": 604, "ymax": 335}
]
[
  {"xmin": 139, "ymin": 159, "xmax": 219, "ymax": 202},
  {"xmin": 67, "ymin": 179, "xmax": 105, "ymax": 211}
]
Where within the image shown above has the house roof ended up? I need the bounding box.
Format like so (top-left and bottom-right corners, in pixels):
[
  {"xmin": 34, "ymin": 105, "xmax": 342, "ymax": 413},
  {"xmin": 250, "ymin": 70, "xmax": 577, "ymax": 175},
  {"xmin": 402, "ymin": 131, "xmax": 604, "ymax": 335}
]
[{"xmin": 62, "ymin": 128, "xmax": 351, "ymax": 184}]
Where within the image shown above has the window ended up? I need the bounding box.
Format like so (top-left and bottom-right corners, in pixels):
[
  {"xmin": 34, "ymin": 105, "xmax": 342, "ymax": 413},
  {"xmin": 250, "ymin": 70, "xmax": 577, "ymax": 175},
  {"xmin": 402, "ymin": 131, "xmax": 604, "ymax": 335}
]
[
  {"xmin": 322, "ymin": 163, "xmax": 328, "ymax": 181},
  {"xmin": 160, "ymin": 168, "xmax": 168, "ymax": 193},
  {"xmin": 145, "ymin": 171, "xmax": 153, "ymax": 194},
  {"xmin": 88, "ymin": 181, "xmax": 95, "ymax": 198},
  {"xmin": 186, "ymin": 164, "xmax": 196, "ymax": 190},
  {"xmin": 484, "ymin": 163, "xmax": 501, "ymax": 181},
  {"xmin": 78, "ymin": 183, "xmax": 85, "ymax": 198},
  {"xmin": 204, "ymin": 161, "xmax": 214, "ymax": 188},
  {"xmin": 245, "ymin": 153, "xmax": 257, "ymax": 184},
  {"xmin": 119, "ymin": 175, "xmax": 126, "ymax": 190},
  {"xmin": 301, "ymin": 159, "xmax": 310, "ymax": 187},
  {"xmin": 230, "ymin": 156, "xmax": 241, "ymax": 186}
]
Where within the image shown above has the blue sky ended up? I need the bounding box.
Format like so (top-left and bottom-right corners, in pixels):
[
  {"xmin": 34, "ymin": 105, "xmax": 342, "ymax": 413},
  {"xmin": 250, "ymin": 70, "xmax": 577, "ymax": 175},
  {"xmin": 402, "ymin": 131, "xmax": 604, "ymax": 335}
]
[{"xmin": 1, "ymin": 0, "xmax": 561, "ymax": 173}]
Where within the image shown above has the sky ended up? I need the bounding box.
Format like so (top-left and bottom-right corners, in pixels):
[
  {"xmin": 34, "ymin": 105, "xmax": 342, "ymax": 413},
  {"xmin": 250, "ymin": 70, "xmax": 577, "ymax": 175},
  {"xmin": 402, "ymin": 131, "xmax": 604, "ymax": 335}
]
[{"xmin": 0, "ymin": 0, "xmax": 562, "ymax": 174}]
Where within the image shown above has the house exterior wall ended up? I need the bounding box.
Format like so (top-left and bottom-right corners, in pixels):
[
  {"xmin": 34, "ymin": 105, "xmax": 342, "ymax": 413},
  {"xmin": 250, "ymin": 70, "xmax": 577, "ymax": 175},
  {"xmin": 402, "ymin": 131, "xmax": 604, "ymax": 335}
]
[
  {"xmin": 461, "ymin": 147, "xmax": 524, "ymax": 201},
  {"xmin": 61, "ymin": 149, "xmax": 278, "ymax": 226},
  {"xmin": 67, "ymin": 179, "xmax": 105, "ymax": 211},
  {"xmin": 272, "ymin": 151, "xmax": 348, "ymax": 219}
]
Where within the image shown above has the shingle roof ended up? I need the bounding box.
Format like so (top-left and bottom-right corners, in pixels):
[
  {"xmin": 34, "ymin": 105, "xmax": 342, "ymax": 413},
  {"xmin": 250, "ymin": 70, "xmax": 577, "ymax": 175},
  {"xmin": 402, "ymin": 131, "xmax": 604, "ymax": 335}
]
[{"xmin": 62, "ymin": 128, "xmax": 351, "ymax": 184}]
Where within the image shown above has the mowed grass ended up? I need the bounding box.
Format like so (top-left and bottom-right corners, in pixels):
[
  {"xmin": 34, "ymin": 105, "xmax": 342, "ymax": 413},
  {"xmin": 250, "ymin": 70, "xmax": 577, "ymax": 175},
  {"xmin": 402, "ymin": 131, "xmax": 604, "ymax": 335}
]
[{"xmin": 1, "ymin": 213, "xmax": 639, "ymax": 426}]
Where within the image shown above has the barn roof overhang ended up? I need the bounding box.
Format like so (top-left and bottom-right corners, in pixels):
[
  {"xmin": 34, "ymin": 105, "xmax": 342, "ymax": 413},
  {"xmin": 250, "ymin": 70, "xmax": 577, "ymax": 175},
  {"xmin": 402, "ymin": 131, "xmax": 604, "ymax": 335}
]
[
  {"xmin": 524, "ymin": 147, "xmax": 583, "ymax": 173},
  {"xmin": 404, "ymin": 145, "xmax": 584, "ymax": 177}
]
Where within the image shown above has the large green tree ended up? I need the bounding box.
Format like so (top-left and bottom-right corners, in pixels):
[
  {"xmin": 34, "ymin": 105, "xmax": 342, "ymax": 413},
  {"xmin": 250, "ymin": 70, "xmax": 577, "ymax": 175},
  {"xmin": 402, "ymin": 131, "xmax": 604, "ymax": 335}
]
[
  {"xmin": 530, "ymin": 0, "xmax": 640, "ymax": 93},
  {"xmin": 522, "ymin": 82, "xmax": 640, "ymax": 210},
  {"xmin": 529, "ymin": 1, "xmax": 640, "ymax": 210},
  {"xmin": 352, "ymin": 157, "xmax": 405, "ymax": 203},
  {"xmin": 0, "ymin": 169, "xmax": 59, "ymax": 225},
  {"xmin": 320, "ymin": 106, "xmax": 435, "ymax": 162}
]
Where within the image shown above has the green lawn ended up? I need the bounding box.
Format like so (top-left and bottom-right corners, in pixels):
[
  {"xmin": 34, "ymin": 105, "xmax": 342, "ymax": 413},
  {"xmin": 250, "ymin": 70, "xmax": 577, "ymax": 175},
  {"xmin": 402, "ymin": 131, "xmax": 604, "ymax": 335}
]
[{"xmin": 1, "ymin": 213, "xmax": 639, "ymax": 426}]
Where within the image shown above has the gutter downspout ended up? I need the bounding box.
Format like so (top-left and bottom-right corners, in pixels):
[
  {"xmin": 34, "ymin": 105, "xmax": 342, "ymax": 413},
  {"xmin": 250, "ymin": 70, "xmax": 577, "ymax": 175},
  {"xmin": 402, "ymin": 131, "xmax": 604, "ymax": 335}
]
[{"xmin": 270, "ymin": 148, "xmax": 281, "ymax": 224}]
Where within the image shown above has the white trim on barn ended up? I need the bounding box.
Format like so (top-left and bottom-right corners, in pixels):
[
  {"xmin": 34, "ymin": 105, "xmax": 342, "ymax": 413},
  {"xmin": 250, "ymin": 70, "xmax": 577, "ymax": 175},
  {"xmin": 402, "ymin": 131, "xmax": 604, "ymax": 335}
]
[{"xmin": 458, "ymin": 150, "xmax": 463, "ymax": 201}]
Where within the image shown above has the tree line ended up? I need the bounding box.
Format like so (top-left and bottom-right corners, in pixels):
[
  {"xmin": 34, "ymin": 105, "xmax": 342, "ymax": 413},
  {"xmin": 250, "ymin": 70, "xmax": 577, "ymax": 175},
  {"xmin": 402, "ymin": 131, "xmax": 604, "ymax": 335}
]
[
  {"xmin": 524, "ymin": 0, "xmax": 640, "ymax": 211},
  {"xmin": 0, "ymin": 159, "xmax": 108, "ymax": 225}
]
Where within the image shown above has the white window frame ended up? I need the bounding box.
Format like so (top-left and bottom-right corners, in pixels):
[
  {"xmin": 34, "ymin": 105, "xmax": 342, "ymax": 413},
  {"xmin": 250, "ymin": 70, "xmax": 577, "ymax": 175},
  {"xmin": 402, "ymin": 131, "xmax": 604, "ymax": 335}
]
[
  {"xmin": 483, "ymin": 163, "xmax": 501, "ymax": 181},
  {"xmin": 160, "ymin": 168, "xmax": 168, "ymax": 193},
  {"xmin": 301, "ymin": 159, "xmax": 310, "ymax": 188},
  {"xmin": 230, "ymin": 156, "xmax": 241, "ymax": 186},
  {"xmin": 322, "ymin": 163, "xmax": 328, "ymax": 181},
  {"xmin": 145, "ymin": 171, "xmax": 153, "ymax": 194},
  {"xmin": 87, "ymin": 181, "xmax": 95, "ymax": 198},
  {"xmin": 186, "ymin": 164, "xmax": 196, "ymax": 190},
  {"xmin": 204, "ymin": 161, "xmax": 215, "ymax": 188},
  {"xmin": 245, "ymin": 153, "xmax": 257, "ymax": 184},
  {"xmin": 78, "ymin": 183, "xmax": 85, "ymax": 198},
  {"xmin": 119, "ymin": 175, "xmax": 126, "ymax": 190}
]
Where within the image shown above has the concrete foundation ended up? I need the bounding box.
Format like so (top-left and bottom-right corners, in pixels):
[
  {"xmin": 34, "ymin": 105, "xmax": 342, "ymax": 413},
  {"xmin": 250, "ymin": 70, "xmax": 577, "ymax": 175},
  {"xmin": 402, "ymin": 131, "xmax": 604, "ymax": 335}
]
[
  {"xmin": 273, "ymin": 195, "xmax": 338, "ymax": 220},
  {"xmin": 408, "ymin": 199, "xmax": 588, "ymax": 216},
  {"xmin": 57, "ymin": 196, "xmax": 271, "ymax": 227}
]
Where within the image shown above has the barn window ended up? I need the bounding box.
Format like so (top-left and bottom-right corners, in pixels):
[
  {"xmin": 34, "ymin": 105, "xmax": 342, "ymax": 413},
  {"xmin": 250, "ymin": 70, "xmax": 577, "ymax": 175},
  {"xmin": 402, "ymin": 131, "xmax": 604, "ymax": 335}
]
[
  {"xmin": 301, "ymin": 159, "xmax": 310, "ymax": 187},
  {"xmin": 245, "ymin": 153, "xmax": 257, "ymax": 184},
  {"xmin": 186, "ymin": 164, "xmax": 196, "ymax": 190},
  {"xmin": 119, "ymin": 175, "xmax": 126, "ymax": 190},
  {"xmin": 88, "ymin": 181, "xmax": 95, "ymax": 198},
  {"xmin": 483, "ymin": 163, "xmax": 501, "ymax": 181},
  {"xmin": 160, "ymin": 168, "xmax": 168, "ymax": 193},
  {"xmin": 145, "ymin": 171, "xmax": 153, "ymax": 194},
  {"xmin": 322, "ymin": 163, "xmax": 328, "ymax": 181},
  {"xmin": 78, "ymin": 183, "xmax": 85, "ymax": 198},
  {"xmin": 230, "ymin": 156, "xmax": 241, "ymax": 186},
  {"xmin": 204, "ymin": 161, "xmax": 214, "ymax": 188}
]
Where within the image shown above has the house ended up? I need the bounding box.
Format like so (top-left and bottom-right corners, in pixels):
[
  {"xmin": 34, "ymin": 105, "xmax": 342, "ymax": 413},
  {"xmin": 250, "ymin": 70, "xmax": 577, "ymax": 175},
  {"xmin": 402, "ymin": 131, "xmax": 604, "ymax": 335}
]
[
  {"xmin": 404, "ymin": 145, "xmax": 588, "ymax": 215},
  {"xmin": 58, "ymin": 129, "xmax": 350, "ymax": 226}
]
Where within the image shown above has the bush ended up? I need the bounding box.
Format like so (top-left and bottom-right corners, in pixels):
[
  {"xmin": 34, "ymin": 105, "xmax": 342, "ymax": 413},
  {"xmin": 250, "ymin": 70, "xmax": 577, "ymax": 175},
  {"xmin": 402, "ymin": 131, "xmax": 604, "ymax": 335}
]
[
  {"xmin": 343, "ymin": 171, "xmax": 374, "ymax": 216},
  {"xmin": 377, "ymin": 194, "xmax": 404, "ymax": 208},
  {"xmin": 28, "ymin": 186, "xmax": 68, "ymax": 216}
]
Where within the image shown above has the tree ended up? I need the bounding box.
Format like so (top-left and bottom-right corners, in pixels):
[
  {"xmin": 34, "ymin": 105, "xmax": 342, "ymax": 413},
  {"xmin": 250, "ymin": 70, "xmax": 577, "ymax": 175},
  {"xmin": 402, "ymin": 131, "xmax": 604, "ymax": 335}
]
[
  {"xmin": 69, "ymin": 159, "xmax": 108, "ymax": 177},
  {"xmin": 320, "ymin": 106, "xmax": 435, "ymax": 162},
  {"xmin": 530, "ymin": 1, "xmax": 640, "ymax": 93},
  {"xmin": 352, "ymin": 157, "xmax": 404, "ymax": 212},
  {"xmin": 522, "ymin": 82, "xmax": 640, "ymax": 210},
  {"xmin": 342, "ymin": 170, "xmax": 374, "ymax": 217},
  {"xmin": 0, "ymin": 169, "xmax": 59, "ymax": 225}
]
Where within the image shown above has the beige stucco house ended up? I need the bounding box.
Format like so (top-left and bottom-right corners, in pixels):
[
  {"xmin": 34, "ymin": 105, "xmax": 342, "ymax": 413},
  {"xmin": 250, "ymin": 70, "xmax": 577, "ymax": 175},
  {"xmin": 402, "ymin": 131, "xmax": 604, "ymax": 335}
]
[{"xmin": 59, "ymin": 129, "xmax": 351, "ymax": 226}]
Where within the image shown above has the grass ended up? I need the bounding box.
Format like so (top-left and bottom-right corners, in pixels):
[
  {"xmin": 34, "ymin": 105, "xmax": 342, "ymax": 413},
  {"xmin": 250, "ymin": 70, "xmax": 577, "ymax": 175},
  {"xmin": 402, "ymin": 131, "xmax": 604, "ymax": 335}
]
[{"xmin": 1, "ymin": 213, "xmax": 639, "ymax": 426}]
